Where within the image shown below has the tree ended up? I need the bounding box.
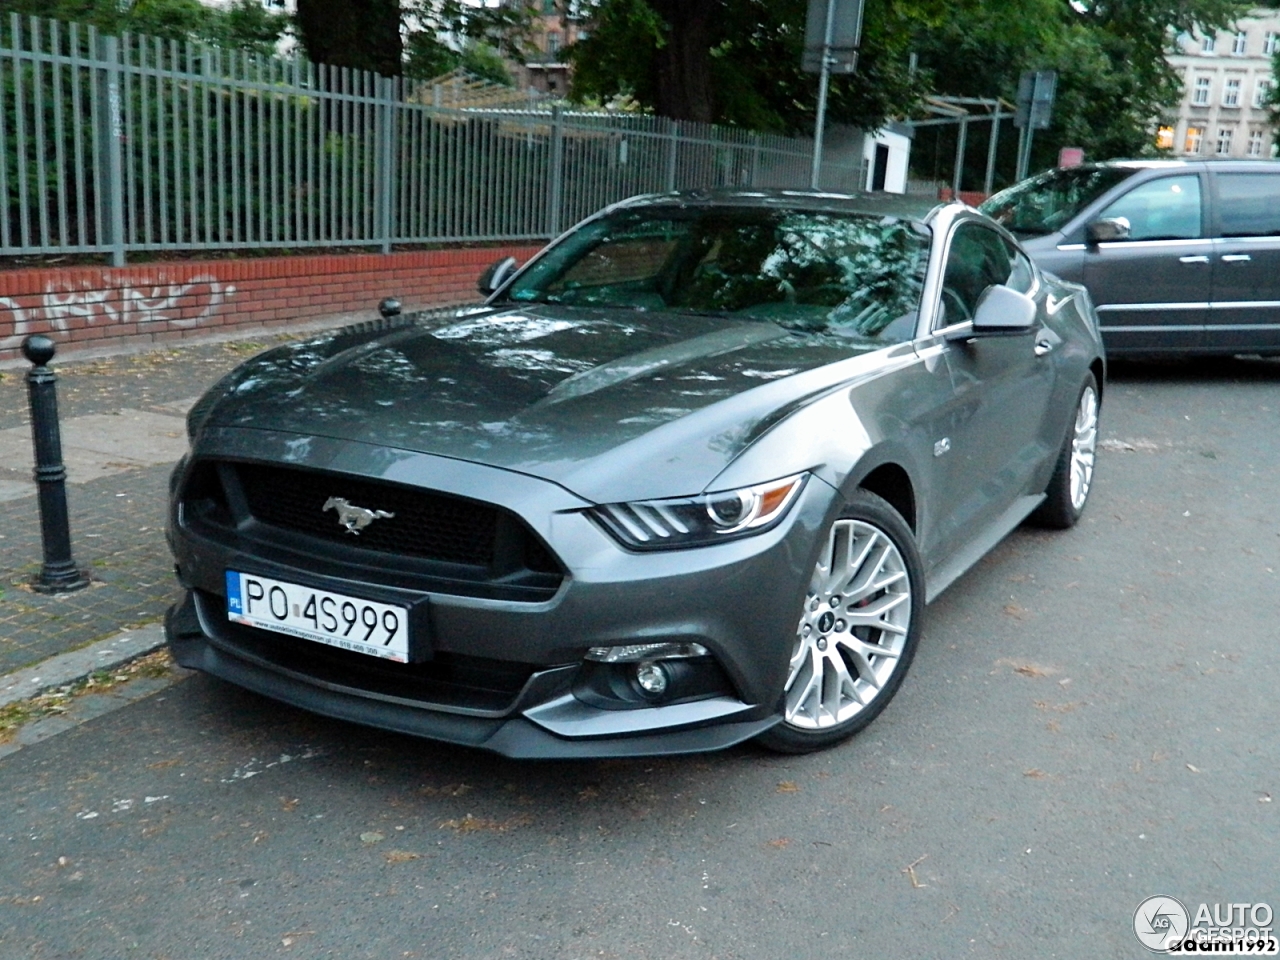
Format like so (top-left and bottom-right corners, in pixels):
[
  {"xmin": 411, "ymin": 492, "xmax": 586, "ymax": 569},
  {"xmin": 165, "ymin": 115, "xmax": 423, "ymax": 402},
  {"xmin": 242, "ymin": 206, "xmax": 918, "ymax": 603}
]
[
  {"xmin": 913, "ymin": 0, "xmax": 1248, "ymax": 180},
  {"xmin": 0, "ymin": 0, "xmax": 290, "ymax": 53},
  {"xmin": 401, "ymin": 1, "xmax": 532, "ymax": 83},
  {"xmin": 567, "ymin": 0, "xmax": 939, "ymax": 132},
  {"xmin": 296, "ymin": 0, "xmax": 403, "ymax": 76}
]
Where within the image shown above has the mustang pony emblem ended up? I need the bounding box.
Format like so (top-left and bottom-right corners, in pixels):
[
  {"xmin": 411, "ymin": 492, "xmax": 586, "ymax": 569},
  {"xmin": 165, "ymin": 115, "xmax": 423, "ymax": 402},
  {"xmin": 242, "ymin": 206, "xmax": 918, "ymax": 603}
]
[{"xmin": 322, "ymin": 496, "xmax": 394, "ymax": 535}]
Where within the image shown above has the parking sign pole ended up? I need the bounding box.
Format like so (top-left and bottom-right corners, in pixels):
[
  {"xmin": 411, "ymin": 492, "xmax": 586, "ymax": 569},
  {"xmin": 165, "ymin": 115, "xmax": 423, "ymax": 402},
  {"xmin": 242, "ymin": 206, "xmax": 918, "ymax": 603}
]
[{"xmin": 809, "ymin": 0, "xmax": 838, "ymax": 190}]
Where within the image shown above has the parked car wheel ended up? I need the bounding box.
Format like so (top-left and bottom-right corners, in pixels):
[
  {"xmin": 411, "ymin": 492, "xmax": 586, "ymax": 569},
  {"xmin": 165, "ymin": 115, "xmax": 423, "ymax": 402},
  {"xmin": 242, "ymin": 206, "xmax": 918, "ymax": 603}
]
[
  {"xmin": 1030, "ymin": 373, "xmax": 1099, "ymax": 530},
  {"xmin": 758, "ymin": 491, "xmax": 924, "ymax": 754}
]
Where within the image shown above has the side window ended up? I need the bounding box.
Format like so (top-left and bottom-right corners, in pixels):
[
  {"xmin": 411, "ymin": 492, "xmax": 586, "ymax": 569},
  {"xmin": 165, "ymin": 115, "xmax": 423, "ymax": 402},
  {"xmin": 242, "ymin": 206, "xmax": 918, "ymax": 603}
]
[
  {"xmin": 1099, "ymin": 175, "xmax": 1202, "ymax": 241},
  {"xmin": 940, "ymin": 223, "xmax": 1013, "ymax": 324},
  {"xmin": 1214, "ymin": 174, "xmax": 1280, "ymax": 237}
]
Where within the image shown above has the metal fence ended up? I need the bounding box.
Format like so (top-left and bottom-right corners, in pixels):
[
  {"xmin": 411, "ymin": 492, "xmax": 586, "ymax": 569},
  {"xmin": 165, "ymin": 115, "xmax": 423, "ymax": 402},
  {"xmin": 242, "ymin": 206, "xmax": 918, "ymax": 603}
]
[{"xmin": 0, "ymin": 14, "xmax": 862, "ymax": 264}]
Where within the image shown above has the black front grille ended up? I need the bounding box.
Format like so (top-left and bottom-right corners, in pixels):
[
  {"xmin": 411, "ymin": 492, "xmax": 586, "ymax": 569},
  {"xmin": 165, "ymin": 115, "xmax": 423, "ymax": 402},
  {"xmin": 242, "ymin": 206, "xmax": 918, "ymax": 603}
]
[
  {"xmin": 178, "ymin": 459, "xmax": 564, "ymax": 602},
  {"xmin": 238, "ymin": 464, "xmax": 500, "ymax": 567}
]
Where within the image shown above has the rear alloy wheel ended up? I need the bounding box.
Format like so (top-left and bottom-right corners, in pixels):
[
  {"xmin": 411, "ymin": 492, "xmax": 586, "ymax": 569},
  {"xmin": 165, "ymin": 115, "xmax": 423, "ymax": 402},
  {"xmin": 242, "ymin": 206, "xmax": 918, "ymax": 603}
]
[
  {"xmin": 758, "ymin": 491, "xmax": 924, "ymax": 754},
  {"xmin": 1030, "ymin": 373, "xmax": 1099, "ymax": 530}
]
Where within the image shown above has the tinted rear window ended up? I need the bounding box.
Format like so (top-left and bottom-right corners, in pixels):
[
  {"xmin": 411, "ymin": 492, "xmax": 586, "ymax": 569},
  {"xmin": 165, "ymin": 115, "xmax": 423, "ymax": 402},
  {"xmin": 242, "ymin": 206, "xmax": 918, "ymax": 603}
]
[{"xmin": 1215, "ymin": 173, "xmax": 1280, "ymax": 237}]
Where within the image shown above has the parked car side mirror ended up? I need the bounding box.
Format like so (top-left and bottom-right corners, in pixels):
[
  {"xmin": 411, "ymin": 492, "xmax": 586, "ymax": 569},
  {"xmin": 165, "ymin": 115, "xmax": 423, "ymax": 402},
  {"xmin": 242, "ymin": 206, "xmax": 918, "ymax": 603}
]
[
  {"xmin": 969, "ymin": 284, "xmax": 1037, "ymax": 334},
  {"xmin": 1085, "ymin": 217, "xmax": 1131, "ymax": 245},
  {"xmin": 478, "ymin": 256, "xmax": 518, "ymax": 296}
]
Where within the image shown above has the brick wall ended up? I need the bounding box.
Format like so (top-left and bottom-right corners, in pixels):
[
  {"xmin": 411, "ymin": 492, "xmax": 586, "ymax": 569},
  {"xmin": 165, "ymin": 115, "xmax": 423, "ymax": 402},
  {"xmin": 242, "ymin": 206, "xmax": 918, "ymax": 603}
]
[{"xmin": 0, "ymin": 244, "xmax": 545, "ymax": 362}]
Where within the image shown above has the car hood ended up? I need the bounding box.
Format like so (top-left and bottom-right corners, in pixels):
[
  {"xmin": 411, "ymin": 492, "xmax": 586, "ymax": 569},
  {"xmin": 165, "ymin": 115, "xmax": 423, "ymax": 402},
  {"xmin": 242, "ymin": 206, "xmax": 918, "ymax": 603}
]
[{"xmin": 197, "ymin": 305, "xmax": 899, "ymax": 502}]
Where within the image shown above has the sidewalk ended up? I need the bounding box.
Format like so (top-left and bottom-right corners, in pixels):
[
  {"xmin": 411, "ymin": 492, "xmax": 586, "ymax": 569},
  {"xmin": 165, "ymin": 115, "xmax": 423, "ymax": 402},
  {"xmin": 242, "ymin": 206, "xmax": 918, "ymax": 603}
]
[{"xmin": 0, "ymin": 322, "xmax": 350, "ymax": 680}]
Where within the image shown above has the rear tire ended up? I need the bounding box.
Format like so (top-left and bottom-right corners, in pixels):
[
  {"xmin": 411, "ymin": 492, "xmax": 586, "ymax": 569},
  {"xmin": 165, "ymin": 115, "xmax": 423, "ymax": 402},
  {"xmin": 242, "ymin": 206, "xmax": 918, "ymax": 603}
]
[
  {"xmin": 757, "ymin": 490, "xmax": 924, "ymax": 755},
  {"xmin": 1030, "ymin": 373, "xmax": 1099, "ymax": 530}
]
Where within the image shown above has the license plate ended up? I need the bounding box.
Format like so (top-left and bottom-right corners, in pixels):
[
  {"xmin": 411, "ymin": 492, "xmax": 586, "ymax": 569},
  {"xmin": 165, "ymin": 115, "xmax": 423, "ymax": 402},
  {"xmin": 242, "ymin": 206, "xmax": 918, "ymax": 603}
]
[{"xmin": 225, "ymin": 571, "xmax": 410, "ymax": 662}]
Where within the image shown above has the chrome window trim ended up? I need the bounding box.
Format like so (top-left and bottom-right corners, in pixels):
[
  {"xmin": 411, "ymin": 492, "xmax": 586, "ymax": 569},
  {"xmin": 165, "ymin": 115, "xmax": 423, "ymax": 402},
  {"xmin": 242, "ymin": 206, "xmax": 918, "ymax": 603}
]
[{"xmin": 1095, "ymin": 302, "xmax": 1209, "ymax": 312}]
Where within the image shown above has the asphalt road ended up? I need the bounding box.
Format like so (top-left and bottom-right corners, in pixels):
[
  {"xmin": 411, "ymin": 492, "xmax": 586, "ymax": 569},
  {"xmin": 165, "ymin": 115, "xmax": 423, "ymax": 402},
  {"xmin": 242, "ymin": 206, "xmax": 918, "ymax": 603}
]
[{"xmin": 1, "ymin": 357, "xmax": 1277, "ymax": 960}]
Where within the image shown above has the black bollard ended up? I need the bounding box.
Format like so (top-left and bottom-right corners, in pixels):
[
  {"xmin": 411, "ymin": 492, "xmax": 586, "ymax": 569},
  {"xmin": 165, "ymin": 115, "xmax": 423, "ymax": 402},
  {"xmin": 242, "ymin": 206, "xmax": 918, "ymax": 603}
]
[
  {"xmin": 378, "ymin": 297, "xmax": 402, "ymax": 319},
  {"xmin": 22, "ymin": 335, "xmax": 88, "ymax": 594}
]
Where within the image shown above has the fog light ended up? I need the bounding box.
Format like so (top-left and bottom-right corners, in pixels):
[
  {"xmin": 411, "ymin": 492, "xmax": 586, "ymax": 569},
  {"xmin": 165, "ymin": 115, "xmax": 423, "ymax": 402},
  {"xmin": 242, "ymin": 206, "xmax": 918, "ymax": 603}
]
[{"xmin": 633, "ymin": 660, "xmax": 669, "ymax": 697}]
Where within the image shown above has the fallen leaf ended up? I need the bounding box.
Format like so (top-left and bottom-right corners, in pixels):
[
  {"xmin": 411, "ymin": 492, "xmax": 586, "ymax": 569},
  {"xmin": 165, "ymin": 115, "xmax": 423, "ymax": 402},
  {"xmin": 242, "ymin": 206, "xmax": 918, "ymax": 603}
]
[
  {"xmin": 1002, "ymin": 603, "xmax": 1030, "ymax": 621},
  {"xmin": 280, "ymin": 797, "xmax": 299, "ymax": 812},
  {"xmin": 1186, "ymin": 764, "xmax": 1200, "ymax": 774},
  {"xmin": 360, "ymin": 832, "xmax": 385, "ymax": 844},
  {"xmin": 766, "ymin": 838, "xmax": 792, "ymax": 849},
  {"xmin": 1023, "ymin": 768, "xmax": 1047, "ymax": 779},
  {"xmin": 776, "ymin": 781, "xmax": 800, "ymax": 794},
  {"xmin": 438, "ymin": 814, "xmax": 531, "ymax": 834},
  {"xmin": 384, "ymin": 850, "xmax": 421, "ymax": 863},
  {"xmin": 1015, "ymin": 664, "xmax": 1048, "ymax": 678},
  {"xmin": 578, "ymin": 787, "xmax": 600, "ymax": 801},
  {"xmin": 1261, "ymin": 794, "xmax": 1273, "ymax": 803}
]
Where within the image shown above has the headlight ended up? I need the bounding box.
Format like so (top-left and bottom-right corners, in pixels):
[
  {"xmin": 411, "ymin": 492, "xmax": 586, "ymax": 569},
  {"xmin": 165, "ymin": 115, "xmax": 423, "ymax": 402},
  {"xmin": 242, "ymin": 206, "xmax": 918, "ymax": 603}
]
[{"xmin": 589, "ymin": 473, "xmax": 807, "ymax": 550}]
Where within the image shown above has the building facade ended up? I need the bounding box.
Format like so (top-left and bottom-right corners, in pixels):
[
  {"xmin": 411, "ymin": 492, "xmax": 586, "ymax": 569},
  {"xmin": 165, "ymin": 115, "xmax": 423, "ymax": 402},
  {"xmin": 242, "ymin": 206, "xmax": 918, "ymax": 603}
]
[
  {"xmin": 505, "ymin": 0, "xmax": 588, "ymax": 97},
  {"xmin": 1163, "ymin": 10, "xmax": 1279, "ymax": 158}
]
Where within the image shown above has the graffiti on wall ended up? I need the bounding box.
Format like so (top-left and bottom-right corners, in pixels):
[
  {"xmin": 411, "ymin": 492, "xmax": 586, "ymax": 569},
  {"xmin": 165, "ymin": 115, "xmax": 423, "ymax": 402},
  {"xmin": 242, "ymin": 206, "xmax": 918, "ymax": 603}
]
[{"xmin": 0, "ymin": 275, "xmax": 236, "ymax": 351}]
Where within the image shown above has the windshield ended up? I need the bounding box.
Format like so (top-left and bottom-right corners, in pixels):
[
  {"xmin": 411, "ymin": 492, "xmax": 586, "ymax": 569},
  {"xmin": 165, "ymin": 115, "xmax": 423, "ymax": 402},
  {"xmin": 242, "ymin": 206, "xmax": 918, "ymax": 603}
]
[
  {"xmin": 980, "ymin": 167, "xmax": 1138, "ymax": 237},
  {"xmin": 502, "ymin": 207, "xmax": 931, "ymax": 343}
]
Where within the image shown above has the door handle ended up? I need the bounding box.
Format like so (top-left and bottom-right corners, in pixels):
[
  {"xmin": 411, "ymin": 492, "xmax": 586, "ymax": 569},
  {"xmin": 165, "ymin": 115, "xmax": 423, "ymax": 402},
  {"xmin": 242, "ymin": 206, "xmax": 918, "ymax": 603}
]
[
  {"xmin": 1221, "ymin": 254, "xmax": 1253, "ymax": 263},
  {"xmin": 1034, "ymin": 338, "xmax": 1054, "ymax": 357},
  {"xmin": 1178, "ymin": 255, "xmax": 1210, "ymax": 264}
]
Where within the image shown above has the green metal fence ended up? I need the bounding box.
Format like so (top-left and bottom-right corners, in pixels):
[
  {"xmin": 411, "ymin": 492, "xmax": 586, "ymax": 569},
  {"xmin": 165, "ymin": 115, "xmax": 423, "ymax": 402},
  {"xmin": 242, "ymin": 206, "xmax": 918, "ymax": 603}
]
[{"xmin": 0, "ymin": 14, "xmax": 860, "ymax": 265}]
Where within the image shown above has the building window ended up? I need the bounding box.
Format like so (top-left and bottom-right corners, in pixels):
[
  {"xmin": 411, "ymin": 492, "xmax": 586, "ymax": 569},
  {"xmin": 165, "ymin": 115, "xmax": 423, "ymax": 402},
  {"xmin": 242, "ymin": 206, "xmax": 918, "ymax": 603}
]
[
  {"xmin": 546, "ymin": 31, "xmax": 560, "ymax": 54},
  {"xmin": 1232, "ymin": 31, "xmax": 1248, "ymax": 55},
  {"xmin": 1249, "ymin": 129, "xmax": 1265, "ymax": 157},
  {"xmin": 1192, "ymin": 76, "xmax": 1211, "ymax": 105},
  {"xmin": 1266, "ymin": 32, "xmax": 1279, "ymax": 55},
  {"xmin": 1223, "ymin": 78, "xmax": 1241, "ymax": 106},
  {"xmin": 1217, "ymin": 128, "xmax": 1233, "ymax": 155},
  {"xmin": 1185, "ymin": 126, "xmax": 1204, "ymax": 153},
  {"xmin": 542, "ymin": 0, "xmax": 557, "ymax": 13},
  {"xmin": 1202, "ymin": 34, "xmax": 1216, "ymax": 53},
  {"xmin": 1254, "ymin": 79, "xmax": 1272, "ymax": 108},
  {"xmin": 1156, "ymin": 125, "xmax": 1175, "ymax": 150}
]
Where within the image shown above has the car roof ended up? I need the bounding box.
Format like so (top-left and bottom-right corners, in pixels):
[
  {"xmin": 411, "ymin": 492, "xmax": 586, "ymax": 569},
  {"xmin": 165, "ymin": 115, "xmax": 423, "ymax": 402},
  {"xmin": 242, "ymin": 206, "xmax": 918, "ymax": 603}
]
[
  {"xmin": 1055, "ymin": 158, "xmax": 1280, "ymax": 173},
  {"xmin": 615, "ymin": 188, "xmax": 946, "ymax": 223}
]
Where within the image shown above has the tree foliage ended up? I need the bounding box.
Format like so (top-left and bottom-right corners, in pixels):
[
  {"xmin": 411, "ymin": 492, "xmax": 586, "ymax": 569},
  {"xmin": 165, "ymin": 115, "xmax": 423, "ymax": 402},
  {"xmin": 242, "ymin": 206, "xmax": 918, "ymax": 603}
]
[
  {"xmin": 0, "ymin": 0, "xmax": 290, "ymax": 54},
  {"xmin": 914, "ymin": 0, "xmax": 1248, "ymax": 176},
  {"xmin": 567, "ymin": 0, "xmax": 1252, "ymax": 174},
  {"xmin": 568, "ymin": 0, "xmax": 940, "ymax": 130},
  {"xmin": 401, "ymin": 1, "xmax": 533, "ymax": 83}
]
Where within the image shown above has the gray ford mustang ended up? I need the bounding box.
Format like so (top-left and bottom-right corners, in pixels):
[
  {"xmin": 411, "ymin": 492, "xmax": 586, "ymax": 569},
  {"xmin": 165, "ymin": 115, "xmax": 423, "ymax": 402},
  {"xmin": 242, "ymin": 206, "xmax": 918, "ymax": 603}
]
[{"xmin": 166, "ymin": 189, "xmax": 1104, "ymax": 758}]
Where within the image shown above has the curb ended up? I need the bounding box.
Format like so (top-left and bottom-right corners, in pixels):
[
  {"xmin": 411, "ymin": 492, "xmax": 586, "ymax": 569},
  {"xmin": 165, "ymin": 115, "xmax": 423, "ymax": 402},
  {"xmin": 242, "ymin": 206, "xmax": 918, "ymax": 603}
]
[{"xmin": 0, "ymin": 623, "xmax": 166, "ymax": 710}]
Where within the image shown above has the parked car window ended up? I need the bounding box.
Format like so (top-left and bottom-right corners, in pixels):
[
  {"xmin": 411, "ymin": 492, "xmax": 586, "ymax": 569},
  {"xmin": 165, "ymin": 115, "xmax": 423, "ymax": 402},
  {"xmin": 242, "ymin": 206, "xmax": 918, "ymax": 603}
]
[
  {"xmin": 506, "ymin": 208, "xmax": 932, "ymax": 344},
  {"xmin": 979, "ymin": 166, "xmax": 1136, "ymax": 238},
  {"xmin": 1097, "ymin": 175, "xmax": 1202, "ymax": 241},
  {"xmin": 940, "ymin": 223, "xmax": 1016, "ymax": 324},
  {"xmin": 1214, "ymin": 173, "xmax": 1280, "ymax": 237}
]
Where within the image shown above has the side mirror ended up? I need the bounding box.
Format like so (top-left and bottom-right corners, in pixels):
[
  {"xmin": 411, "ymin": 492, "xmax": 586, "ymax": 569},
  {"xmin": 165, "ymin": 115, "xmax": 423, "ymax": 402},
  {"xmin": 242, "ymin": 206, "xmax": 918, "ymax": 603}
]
[
  {"xmin": 478, "ymin": 256, "xmax": 518, "ymax": 296},
  {"xmin": 1085, "ymin": 217, "xmax": 1131, "ymax": 245},
  {"xmin": 970, "ymin": 284, "xmax": 1037, "ymax": 334}
]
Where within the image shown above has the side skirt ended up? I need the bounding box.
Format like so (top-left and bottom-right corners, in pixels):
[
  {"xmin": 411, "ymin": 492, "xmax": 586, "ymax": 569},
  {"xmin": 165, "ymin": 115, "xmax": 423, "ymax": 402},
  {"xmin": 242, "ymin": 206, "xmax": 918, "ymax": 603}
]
[{"xmin": 924, "ymin": 494, "xmax": 1045, "ymax": 603}]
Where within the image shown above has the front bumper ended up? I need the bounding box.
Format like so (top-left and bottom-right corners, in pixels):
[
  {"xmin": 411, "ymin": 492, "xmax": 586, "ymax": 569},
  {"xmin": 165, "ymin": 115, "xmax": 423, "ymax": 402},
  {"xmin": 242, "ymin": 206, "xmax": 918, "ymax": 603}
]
[{"xmin": 167, "ymin": 432, "xmax": 837, "ymax": 758}]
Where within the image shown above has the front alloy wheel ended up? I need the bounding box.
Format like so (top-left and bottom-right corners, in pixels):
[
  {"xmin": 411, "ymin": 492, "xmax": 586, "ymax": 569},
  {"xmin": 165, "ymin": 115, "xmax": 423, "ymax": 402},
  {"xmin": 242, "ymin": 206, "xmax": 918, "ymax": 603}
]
[{"xmin": 758, "ymin": 490, "xmax": 924, "ymax": 753}]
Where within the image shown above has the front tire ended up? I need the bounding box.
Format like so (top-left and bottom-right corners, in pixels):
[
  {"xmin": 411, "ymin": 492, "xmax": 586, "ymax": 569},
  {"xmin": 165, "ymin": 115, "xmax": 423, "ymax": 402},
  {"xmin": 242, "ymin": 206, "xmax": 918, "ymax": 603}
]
[
  {"xmin": 757, "ymin": 490, "xmax": 925, "ymax": 754},
  {"xmin": 1030, "ymin": 373, "xmax": 1099, "ymax": 530}
]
